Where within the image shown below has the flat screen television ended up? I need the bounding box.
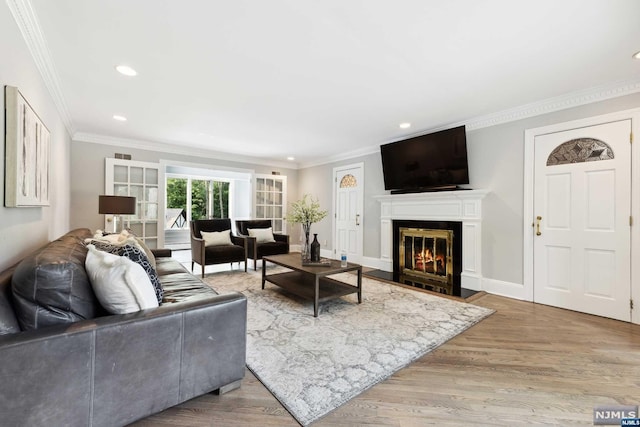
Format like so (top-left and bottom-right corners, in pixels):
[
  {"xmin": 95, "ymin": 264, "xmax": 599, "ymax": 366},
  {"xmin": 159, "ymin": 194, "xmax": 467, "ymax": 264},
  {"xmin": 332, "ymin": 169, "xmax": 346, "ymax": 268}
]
[{"xmin": 380, "ymin": 125, "xmax": 469, "ymax": 193}]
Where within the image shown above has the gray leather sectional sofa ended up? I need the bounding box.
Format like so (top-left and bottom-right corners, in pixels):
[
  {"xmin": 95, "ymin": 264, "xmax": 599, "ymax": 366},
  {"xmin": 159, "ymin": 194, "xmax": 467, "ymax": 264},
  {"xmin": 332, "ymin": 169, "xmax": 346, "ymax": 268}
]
[{"xmin": 0, "ymin": 228, "xmax": 247, "ymax": 427}]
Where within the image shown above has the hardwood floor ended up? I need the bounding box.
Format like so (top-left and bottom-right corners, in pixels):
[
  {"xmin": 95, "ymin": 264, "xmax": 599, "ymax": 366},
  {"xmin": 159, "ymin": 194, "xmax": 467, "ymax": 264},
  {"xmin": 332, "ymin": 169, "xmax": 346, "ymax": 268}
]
[{"xmin": 132, "ymin": 292, "xmax": 640, "ymax": 426}]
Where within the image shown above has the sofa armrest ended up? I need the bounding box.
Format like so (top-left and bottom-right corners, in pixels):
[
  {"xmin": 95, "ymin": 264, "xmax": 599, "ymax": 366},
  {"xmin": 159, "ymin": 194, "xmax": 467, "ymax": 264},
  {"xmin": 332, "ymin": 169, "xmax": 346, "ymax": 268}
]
[
  {"xmin": 230, "ymin": 235, "xmax": 246, "ymax": 247},
  {"xmin": 245, "ymin": 236, "xmax": 257, "ymax": 258},
  {"xmin": 190, "ymin": 235, "xmax": 205, "ymax": 265},
  {"xmin": 151, "ymin": 248, "xmax": 172, "ymax": 258},
  {"xmin": 274, "ymin": 234, "xmax": 290, "ymax": 245}
]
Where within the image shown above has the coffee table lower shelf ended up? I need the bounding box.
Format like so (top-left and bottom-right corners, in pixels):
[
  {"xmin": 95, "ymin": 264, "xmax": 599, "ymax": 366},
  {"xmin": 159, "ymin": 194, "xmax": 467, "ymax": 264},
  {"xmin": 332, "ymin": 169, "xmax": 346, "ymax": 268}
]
[{"xmin": 263, "ymin": 271, "xmax": 360, "ymax": 315}]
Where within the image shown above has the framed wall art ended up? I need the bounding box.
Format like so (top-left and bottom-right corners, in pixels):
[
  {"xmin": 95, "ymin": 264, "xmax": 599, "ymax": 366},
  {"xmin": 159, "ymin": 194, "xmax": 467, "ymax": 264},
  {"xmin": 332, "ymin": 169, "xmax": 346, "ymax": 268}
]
[{"xmin": 4, "ymin": 85, "xmax": 50, "ymax": 207}]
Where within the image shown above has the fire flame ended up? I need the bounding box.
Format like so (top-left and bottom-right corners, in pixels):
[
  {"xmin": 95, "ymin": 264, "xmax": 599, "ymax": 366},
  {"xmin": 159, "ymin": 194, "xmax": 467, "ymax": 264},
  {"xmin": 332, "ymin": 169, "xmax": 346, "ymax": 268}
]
[{"xmin": 415, "ymin": 249, "xmax": 444, "ymax": 272}]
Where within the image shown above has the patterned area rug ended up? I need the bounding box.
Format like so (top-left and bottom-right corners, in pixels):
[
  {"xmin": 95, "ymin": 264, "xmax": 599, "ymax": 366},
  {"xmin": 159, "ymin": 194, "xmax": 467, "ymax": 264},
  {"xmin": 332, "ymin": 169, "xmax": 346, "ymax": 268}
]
[{"xmin": 205, "ymin": 267, "xmax": 494, "ymax": 426}]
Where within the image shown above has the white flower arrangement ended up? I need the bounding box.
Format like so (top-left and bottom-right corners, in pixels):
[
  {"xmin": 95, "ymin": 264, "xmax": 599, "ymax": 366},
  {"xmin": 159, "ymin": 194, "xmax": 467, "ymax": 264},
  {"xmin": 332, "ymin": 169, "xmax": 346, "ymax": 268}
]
[{"xmin": 286, "ymin": 194, "xmax": 328, "ymax": 234}]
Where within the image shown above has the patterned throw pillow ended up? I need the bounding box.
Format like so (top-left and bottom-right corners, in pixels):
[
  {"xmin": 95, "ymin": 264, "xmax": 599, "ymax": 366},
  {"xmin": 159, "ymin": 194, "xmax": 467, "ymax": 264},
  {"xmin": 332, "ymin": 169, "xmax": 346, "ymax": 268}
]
[
  {"xmin": 87, "ymin": 240, "xmax": 163, "ymax": 304},
  {"xmin": 92, "ymin": 229, "xmax": 156, "ymax": 268}
]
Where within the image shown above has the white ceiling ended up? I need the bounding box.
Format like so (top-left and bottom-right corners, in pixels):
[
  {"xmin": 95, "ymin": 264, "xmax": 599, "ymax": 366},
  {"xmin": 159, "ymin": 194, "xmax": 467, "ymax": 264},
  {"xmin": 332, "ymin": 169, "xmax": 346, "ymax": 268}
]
[{"xmin": 20, "ymin": 0, "xmax": 640, "ymax": 167}]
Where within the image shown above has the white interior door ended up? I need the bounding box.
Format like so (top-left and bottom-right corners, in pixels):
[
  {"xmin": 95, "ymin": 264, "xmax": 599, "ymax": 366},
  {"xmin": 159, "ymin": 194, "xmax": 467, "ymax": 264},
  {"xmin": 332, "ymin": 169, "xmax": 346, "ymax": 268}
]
[
  {"xmin": 334, "ymin": 163, "xmax": 364, "ymax": 263},
  {"xmin": 533, "ymin": 119, "xmax": 631, "ymax": 321}
]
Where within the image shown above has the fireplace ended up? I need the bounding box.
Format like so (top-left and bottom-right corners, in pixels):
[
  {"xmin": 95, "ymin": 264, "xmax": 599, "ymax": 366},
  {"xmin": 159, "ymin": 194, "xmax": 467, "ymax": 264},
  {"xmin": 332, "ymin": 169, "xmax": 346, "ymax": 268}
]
[
  {"xmin": 393, "ymin": 220, "xmax": 462, "ymax": 296},
  {"xmin": 400, "ymin": 227, "xmax": 453, "ymax": 282},
  {"xmin": 375, "ymin": 190, "xmax": 488, "ymax": 294}
]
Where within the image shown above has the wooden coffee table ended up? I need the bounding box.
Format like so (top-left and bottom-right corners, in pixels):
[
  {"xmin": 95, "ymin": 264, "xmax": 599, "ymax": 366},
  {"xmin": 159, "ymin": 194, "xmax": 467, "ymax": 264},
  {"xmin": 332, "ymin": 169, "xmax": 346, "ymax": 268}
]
[{"xmin": 262, "ymin": 253, "xmax": 362, "ymax": 317}]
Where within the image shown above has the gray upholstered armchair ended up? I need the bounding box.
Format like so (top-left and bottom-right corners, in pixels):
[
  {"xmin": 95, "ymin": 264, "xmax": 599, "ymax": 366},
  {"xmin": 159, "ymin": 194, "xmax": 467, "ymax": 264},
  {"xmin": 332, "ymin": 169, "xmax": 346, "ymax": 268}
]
[
  {"xmin": 235, "ymin": 219, "xmax": 290, "ymax": 270},
  {"xmin": 190, "ymin": 219, "xmax": 247, "ymax": 277}
]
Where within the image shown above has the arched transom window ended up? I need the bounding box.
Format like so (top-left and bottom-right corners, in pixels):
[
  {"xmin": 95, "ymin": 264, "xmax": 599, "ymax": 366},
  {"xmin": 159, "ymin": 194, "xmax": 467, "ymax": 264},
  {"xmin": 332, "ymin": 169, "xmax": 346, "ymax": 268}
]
[
  {"xmin": 546, "ymin": 138, "xmax": 614, "ymax": 166},
  {"xmin": 339, "ymin": 174, "xmax": 357, "ymax": 188}
]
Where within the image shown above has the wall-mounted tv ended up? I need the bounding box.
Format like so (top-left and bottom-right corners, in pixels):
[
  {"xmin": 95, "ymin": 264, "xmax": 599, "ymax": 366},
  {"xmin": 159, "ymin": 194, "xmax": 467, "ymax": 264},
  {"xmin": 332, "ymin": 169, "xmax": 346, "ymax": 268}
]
[{"xmin": 380, "ymin": 125, "xmax": 469, "ymax": 193}]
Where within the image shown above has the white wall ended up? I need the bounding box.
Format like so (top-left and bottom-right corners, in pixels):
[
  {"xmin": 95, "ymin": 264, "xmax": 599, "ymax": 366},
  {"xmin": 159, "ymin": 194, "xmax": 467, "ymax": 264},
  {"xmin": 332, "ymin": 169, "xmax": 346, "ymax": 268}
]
[
  {"xmin": 70, "ymin": 141, "xmax": 299, "ymax": 235},
  {"xmin": 0, "ymin": 3, "xmax": 71, "ymax": 270},
  {"xmin": 297, "ymin": 91, "xmax": 640, "ymax": 288}
]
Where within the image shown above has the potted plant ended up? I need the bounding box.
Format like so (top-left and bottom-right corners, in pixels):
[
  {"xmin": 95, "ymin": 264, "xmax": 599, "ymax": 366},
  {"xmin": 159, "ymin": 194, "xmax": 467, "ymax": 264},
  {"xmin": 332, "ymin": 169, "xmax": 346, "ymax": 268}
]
[{"xmin": 286, "ymin": 194, "xmax": 328, "ymax": 261}]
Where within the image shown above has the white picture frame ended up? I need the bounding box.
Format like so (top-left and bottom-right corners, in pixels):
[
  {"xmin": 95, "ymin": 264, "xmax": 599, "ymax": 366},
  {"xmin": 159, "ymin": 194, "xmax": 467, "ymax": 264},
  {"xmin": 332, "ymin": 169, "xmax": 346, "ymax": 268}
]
[{"xmin": 4, "ymin": 85, "xmax": 50, "ymax": 207}]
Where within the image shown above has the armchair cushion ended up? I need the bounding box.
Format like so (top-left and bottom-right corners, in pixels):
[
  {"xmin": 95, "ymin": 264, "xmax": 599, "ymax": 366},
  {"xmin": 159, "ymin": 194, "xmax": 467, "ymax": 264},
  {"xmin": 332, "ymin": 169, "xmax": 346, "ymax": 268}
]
[
  {"xmin": 201, "ymin": 230, "xmax": 233, "ymax": 247},
  {"xmin": 255, "ymin": 241, "xmax": 289, "ymax": 258},
  {"xmin": 204, "ymin": 245, "xmax": 246, "ymax": 264},
  {"xmin": 248, "ymin": 227, "xmax": 275, "ymax": 243}
]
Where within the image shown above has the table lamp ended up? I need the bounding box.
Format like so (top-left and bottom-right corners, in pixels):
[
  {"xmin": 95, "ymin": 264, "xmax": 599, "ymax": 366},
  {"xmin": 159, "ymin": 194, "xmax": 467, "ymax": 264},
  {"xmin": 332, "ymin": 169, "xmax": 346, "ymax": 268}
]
[{"xmin": 99, "ymin": 195, "xmax": 136, "ymax": 232}]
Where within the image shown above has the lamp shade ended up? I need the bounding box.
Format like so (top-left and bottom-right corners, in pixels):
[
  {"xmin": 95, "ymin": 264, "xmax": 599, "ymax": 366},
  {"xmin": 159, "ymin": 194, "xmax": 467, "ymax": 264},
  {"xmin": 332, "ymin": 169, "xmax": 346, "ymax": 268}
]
[{"xmin": 98, "ymin": 195, "xmax": 136, "ymax": 215}]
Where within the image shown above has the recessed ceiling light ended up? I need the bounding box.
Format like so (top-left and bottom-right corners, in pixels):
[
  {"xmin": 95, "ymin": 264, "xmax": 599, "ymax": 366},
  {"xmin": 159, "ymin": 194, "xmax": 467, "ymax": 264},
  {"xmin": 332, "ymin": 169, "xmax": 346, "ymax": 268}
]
[
  {"xmin": 115, "ymin": 65, "xmax": 137, "ymax": 76},
  {"xmin": 399, "ymin": 122, "xmax": 411, "ymax": 129},
  {"xmin": 633, "ymin": 50, "xmax": 640, "ymax": 60},
  {"xmin": 113, "ymin": 115, "xmax": 127, "ymax": 121},
  {"xmin": 287, "ymin": 156, "xmax": 295, "ymax": 161}
]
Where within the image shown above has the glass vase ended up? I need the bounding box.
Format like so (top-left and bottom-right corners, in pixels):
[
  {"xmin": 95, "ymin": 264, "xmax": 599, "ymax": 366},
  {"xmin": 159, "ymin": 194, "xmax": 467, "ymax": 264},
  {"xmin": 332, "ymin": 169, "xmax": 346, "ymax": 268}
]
[{"xmin": 301, "ymin": 226, "xmax": 311, "ymax": 262}]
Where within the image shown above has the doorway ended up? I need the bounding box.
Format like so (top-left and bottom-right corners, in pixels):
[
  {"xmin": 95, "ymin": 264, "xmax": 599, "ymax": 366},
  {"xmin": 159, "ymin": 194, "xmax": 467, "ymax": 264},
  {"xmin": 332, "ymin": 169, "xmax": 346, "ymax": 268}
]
[
  {"xmin": 333, "ymin": 163, "xmax": 364, "ymax": 263},
  {"xmin": 165, "ymin": 176, "xmax": 231, "ymax": 249},
  {"xmin": 524, "ymin": 111, "xmax": 638, "ymax": 322}
]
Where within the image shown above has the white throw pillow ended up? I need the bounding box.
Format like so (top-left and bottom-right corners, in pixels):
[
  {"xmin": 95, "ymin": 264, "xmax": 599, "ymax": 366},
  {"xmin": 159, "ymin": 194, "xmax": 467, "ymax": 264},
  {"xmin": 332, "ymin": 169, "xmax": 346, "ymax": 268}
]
[
  {"xmin": 201, "ymin": 230, "xmax": 233, "ymax": 247},
  {"xmin": 248, "ymin": 227, "xmax": 276, "ymax": 243},
  {"xmin": 85, "ymin": 244, "xmax": 159, "ymax": 314}
]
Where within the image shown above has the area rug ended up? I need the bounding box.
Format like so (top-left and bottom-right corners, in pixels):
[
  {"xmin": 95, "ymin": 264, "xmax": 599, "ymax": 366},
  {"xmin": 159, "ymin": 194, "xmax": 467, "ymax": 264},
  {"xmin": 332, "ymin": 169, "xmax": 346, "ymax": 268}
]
[{"xmin": 205, "ymin": 268, "xmax": 494, "ymax": 426}]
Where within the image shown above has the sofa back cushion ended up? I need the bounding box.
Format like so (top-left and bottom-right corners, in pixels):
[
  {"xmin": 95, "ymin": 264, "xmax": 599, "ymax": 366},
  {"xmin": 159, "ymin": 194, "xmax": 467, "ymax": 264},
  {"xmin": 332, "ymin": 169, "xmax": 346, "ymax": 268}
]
[{"xmin": 11, "ymin": 229, "xmax": 105, "ymax": 331}]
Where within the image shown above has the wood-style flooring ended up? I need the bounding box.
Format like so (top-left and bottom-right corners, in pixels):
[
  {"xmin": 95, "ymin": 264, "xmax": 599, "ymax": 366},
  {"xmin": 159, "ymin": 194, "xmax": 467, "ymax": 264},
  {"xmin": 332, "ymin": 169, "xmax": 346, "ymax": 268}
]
[{"xmin": 132, "ymin": 290, "xmax": 640, "ymax": 426}]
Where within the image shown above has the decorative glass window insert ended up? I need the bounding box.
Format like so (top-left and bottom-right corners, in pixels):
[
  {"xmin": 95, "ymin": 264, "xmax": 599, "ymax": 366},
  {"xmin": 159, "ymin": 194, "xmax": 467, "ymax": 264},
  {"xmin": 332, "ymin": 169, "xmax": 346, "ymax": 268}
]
[
  {"xmin": 255, "ymin": 175, "xmax": 287, "ymax": 234},
  {"xmin": 339, "ymin": 174, "xmax": 357, "ymax": 188},
  {"xmin": 547, "ymin": 138, "xmax": 614, "ymax": 166}
]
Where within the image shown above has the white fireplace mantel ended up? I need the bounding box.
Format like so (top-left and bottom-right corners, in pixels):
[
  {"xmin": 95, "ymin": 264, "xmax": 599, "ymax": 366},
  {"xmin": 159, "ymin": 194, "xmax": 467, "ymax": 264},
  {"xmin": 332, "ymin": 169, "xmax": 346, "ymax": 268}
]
[{"xmin": 374, "ymin": 189, "xmax": 489, "ymax": 291}]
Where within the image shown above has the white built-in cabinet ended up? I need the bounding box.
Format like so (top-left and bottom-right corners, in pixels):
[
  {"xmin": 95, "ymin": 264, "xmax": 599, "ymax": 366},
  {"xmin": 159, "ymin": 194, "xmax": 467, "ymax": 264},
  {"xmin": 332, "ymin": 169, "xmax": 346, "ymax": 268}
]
[
  {"xmin": 254, "ymin": 174, "xmax": 287, "ymax": 234},
  {"xmin": 105, "ymin": 158, "xmax": 160, "ymax": 248}
]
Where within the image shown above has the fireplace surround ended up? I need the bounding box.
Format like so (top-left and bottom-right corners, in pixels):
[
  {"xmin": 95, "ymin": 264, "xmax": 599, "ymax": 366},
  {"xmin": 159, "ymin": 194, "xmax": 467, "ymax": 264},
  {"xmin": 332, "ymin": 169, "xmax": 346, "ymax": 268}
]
[{"xmin": 375, "ymin": 189, "xmax": 489, "ymax": 292}]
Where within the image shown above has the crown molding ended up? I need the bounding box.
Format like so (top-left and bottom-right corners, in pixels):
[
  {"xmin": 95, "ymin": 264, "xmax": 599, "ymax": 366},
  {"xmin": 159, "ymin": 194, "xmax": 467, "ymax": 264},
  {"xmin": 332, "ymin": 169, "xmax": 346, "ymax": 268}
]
[
  {"xmin": 7, "ymin": 0, "xmax": 74, "ymax": 135},
  {"xmin": 303, "ymin": 75, "xmax": 640, "ymax": 169},
  {"xmin": 73, "ymin": 132, "xmax": 297, "ymax": 170},
  {"xmin": 463, "ymin": 75, "xmax": 640, "ymax": 131},
  {"xmin": 298, "ymin": 145, "xmax": 381, "ymax": 169}
]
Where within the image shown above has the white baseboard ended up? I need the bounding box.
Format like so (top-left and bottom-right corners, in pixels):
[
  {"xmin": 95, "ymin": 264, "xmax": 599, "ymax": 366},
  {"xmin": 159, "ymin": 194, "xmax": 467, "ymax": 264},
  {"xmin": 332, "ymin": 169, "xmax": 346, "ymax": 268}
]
[
  {"xmin": 461, "ymin": 273, "xmax": 482, "ymax": 291},
  {"xmin": 482, "ymin": 278, "xmax": 527, "ymax": 300},
  {"xmin": 354, "ymin": 257, "xmax": 528, "ymax": 301},
  {"xmin": 361, "ymin": 256, "xmax": 391, "ymax": 271},
  {"xmin": 320, "ymin": 248, "xmax": 333, "ymax": 259}
]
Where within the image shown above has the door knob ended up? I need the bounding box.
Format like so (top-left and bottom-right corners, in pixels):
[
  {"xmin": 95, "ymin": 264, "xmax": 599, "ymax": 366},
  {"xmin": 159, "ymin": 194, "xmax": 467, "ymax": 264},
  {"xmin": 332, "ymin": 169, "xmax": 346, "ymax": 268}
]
[
  {"xmin": 535, "ymin": 216, "xmax": 542, "ymax": 236},
  {"xmin": 356, "ymin": 214, "xmax": 360, "ymax": 226}
]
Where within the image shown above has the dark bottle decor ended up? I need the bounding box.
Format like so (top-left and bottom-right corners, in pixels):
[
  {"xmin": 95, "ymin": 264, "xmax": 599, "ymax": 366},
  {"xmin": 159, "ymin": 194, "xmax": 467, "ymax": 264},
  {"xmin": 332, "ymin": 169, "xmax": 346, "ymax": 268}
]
[{"xmin": 310, "ymin": 233, "xmax": 321, "ymax": 262}]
